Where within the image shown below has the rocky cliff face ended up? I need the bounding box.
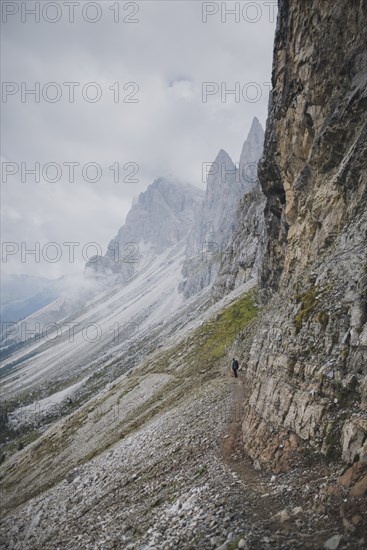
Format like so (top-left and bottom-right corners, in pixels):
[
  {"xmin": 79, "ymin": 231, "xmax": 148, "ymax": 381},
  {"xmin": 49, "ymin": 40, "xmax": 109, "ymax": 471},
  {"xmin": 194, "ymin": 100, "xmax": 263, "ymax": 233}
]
[
  {"xmin": 86, "ymin": 177, "xmax": 203, "ymax": 281},
  {"xmin": 180, "ymin": 119, "xmax": 264, "ymax": 298},
  {"xmin": 211, "ymin": 119, "xmax": 266, "ymax": 301},
  {"xmin": 2, "ymin": 5, "xmax": 367, "ymax": 540},
  {"xmin": 233, "ymin": 0, "xmax": 367, "ymax": 472},
  {"xmin": 211, "ymin": 183, "xmax": 266, "ymax": 301}
]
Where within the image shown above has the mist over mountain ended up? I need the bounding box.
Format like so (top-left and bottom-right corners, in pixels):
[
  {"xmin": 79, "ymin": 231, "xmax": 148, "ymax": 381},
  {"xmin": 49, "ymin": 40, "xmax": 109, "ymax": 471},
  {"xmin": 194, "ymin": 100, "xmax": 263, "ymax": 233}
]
[
  {"xmin": 180, "ymin": 119, "xmax": 264, "ymax": 298},
  {"xmin": 1, "ymin": 3, "xmax": 366, "ymax": 547},
  {"xmin": 85, "ymin": 177, "xmax": 204, "ymax": 282},
  {"xmin": 0, "ymin": 117, "xmax": 264, "ymax": 357},
  {"xmin": 84, "ymin": 117, "xmax": 264, "ymax": 298},
  {"xmin": 0, "ymin": 274, "xmax": 61, "ymax": 323}
]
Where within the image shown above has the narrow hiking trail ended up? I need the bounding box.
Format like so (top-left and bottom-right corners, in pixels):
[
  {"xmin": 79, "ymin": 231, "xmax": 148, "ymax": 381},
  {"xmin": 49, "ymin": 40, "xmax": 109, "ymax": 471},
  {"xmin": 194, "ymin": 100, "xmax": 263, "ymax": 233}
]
[
  {"xmin": 219, "ymin": 372, "xmax": 285, "ymax": 546},
  {"xmin": 219, "ymin": 372, "xmax": 363, "ymax": 550},
  {"xmin": 222, "ymin": 373, "xmax": 276, "ymax": 506}
]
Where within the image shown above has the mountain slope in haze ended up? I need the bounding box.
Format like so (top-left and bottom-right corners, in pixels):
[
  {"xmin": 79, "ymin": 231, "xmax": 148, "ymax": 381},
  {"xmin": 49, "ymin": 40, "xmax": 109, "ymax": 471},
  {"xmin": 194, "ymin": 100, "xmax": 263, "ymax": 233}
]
[
  {"xmin": 0, "ymin": 273, "xmax": 116, "ymax": 348},
  {"xmin": 0, "ymin": 164, "xmax": 251, "ymax": 404},
  {"xmin": 1, "ymin": 179, "xmax": 204, "ymax": 348},
  {"xmin": 86, "ymin": 177, "xmax": 204, "ymax": 281},
  {"xmin": 1, "ymin": 2, "xmax": 366, "ymax": 547},
  {"xmin": 0, "ymin": 245, "xmax": 191, "ymax": 404},
  {"xmin": 0, "ymin": 274, "xmax": 61, "ymax": 324}
]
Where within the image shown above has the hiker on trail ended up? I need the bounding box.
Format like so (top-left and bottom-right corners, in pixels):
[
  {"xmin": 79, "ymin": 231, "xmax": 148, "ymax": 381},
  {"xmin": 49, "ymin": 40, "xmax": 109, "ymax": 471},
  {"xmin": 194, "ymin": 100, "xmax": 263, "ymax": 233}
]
[{"xmin": 231, "ymin": 358, "xmax": 239, "ymax": 378}]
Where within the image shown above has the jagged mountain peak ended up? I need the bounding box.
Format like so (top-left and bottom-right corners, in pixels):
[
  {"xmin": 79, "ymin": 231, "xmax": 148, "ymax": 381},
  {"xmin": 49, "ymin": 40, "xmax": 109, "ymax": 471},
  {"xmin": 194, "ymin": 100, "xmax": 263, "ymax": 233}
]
[
  {"xmin": 180, "ymin": 119, "xmax": 265, "ymax": 298},
  {"xmin": 241, "ymin": 117, "xmax": 264, "ymax": 154},
  {"xmin": 248, "ymin": 115, "xmax": 262, "ymax": 134},
  {"xmin": 207, "ymin": 150, "xmax": 238, "ymax": 198},
  {"xmin": 239, "ymin": 117, "xmax": 265, "ymax": 188},
  {"xmin": 213, "ymin": 148, "xmax": 235, "ymax": 167},
  {"xmin": 86, "ymin": 177, "xmax": 204, "ymax": 280}
]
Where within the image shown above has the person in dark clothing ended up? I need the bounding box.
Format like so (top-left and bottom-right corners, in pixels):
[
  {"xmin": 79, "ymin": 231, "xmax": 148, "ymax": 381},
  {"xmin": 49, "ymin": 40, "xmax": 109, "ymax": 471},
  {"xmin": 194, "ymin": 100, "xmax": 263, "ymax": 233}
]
[{"xmin": 231, "ymin": 358, "xmax": 239, "ymax": 378}]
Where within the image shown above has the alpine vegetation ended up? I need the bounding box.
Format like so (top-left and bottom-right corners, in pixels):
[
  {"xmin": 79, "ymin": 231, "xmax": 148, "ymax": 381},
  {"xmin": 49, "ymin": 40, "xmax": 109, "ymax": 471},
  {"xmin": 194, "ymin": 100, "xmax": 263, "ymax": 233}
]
[{"xmin": 1, "ymin": 2, "xmax": 366, "ymax": 549}]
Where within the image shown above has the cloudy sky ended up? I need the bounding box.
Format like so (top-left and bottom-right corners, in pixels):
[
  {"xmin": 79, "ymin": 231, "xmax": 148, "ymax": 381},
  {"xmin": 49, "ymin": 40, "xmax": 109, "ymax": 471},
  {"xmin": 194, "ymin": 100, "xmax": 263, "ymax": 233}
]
[{"xmin": 1, "ymin": 0, "xmax": 277, "ymax": 278}]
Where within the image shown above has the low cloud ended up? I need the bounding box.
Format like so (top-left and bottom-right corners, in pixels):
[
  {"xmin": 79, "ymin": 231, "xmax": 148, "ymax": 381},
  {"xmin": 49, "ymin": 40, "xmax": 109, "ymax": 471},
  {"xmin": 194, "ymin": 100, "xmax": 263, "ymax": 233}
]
[{"xmin": 1, "ymin": 1, "xmax": 276, "ymax": 278}]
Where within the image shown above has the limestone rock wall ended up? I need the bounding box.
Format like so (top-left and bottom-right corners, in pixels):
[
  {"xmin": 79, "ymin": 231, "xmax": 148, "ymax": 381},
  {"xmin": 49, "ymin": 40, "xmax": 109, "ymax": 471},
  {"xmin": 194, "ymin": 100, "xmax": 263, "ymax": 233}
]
[
  {"xmin": 234, "ymin": 0, "xmax": 367, "ymax": 470},
  {"xmin": 211, "ymin": 184, "xmax": 266, "ymax": 301}
]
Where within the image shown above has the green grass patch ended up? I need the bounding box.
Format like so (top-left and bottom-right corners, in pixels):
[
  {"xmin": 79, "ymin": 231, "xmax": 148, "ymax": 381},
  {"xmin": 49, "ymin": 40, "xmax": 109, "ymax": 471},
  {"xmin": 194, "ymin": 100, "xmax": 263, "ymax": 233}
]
[
  {"xmin": 177, "ymin": 289, "xmax": 258, "ymax": 377},
  {"xmin": 146, "ymin": 289, "xmax": 258, "ymax": 379},
  {"xmin": 227, "ymin": 536, "xmax": 246, "ymax": 549},
  {"xmin": 294, "ymin": 282, "xmax": 334, "ymax": 334},
  {"xmin": 195, "ymin": 464, "xmax": 208, "ymax": 477},
  {"xmin": 194, "ymin": 291, "xmax": 257, "ymax": 366},
  {"xmin": 294, "ymin": 286, "xmax": 318, "ymax": 333},
  {"xmin": 317, "ymin": 310, "xmax": 329, "ymax": 329}
]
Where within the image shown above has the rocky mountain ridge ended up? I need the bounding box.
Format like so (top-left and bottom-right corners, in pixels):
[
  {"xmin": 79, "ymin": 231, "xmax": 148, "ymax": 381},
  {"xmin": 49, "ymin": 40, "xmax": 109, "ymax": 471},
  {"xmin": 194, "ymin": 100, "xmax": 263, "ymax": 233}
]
[
  {"xmin": 1, "ymin": 2, "xmax": 366, "ymax": 548},
  {"xmin": 230, "ymin": 0, "xmax": 367, "ymax": 478},
  {"xmin": 1, "ymin": 120, "xmax": 264, "ymax": 352},
  {"xmin": 180, "ymin": 119, "xmax": 265, "ymax": 298},
  {"xmin": 86, "ymin": 177, "xmax": 204, "ymax": 282}
]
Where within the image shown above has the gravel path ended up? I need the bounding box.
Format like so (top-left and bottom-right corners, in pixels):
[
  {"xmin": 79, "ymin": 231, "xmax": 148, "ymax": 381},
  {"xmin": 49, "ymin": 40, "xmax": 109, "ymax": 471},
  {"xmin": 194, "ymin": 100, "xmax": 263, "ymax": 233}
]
[{"xmin": 1, "ymin": 372, "xmax": 362, "ymax": 549}]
